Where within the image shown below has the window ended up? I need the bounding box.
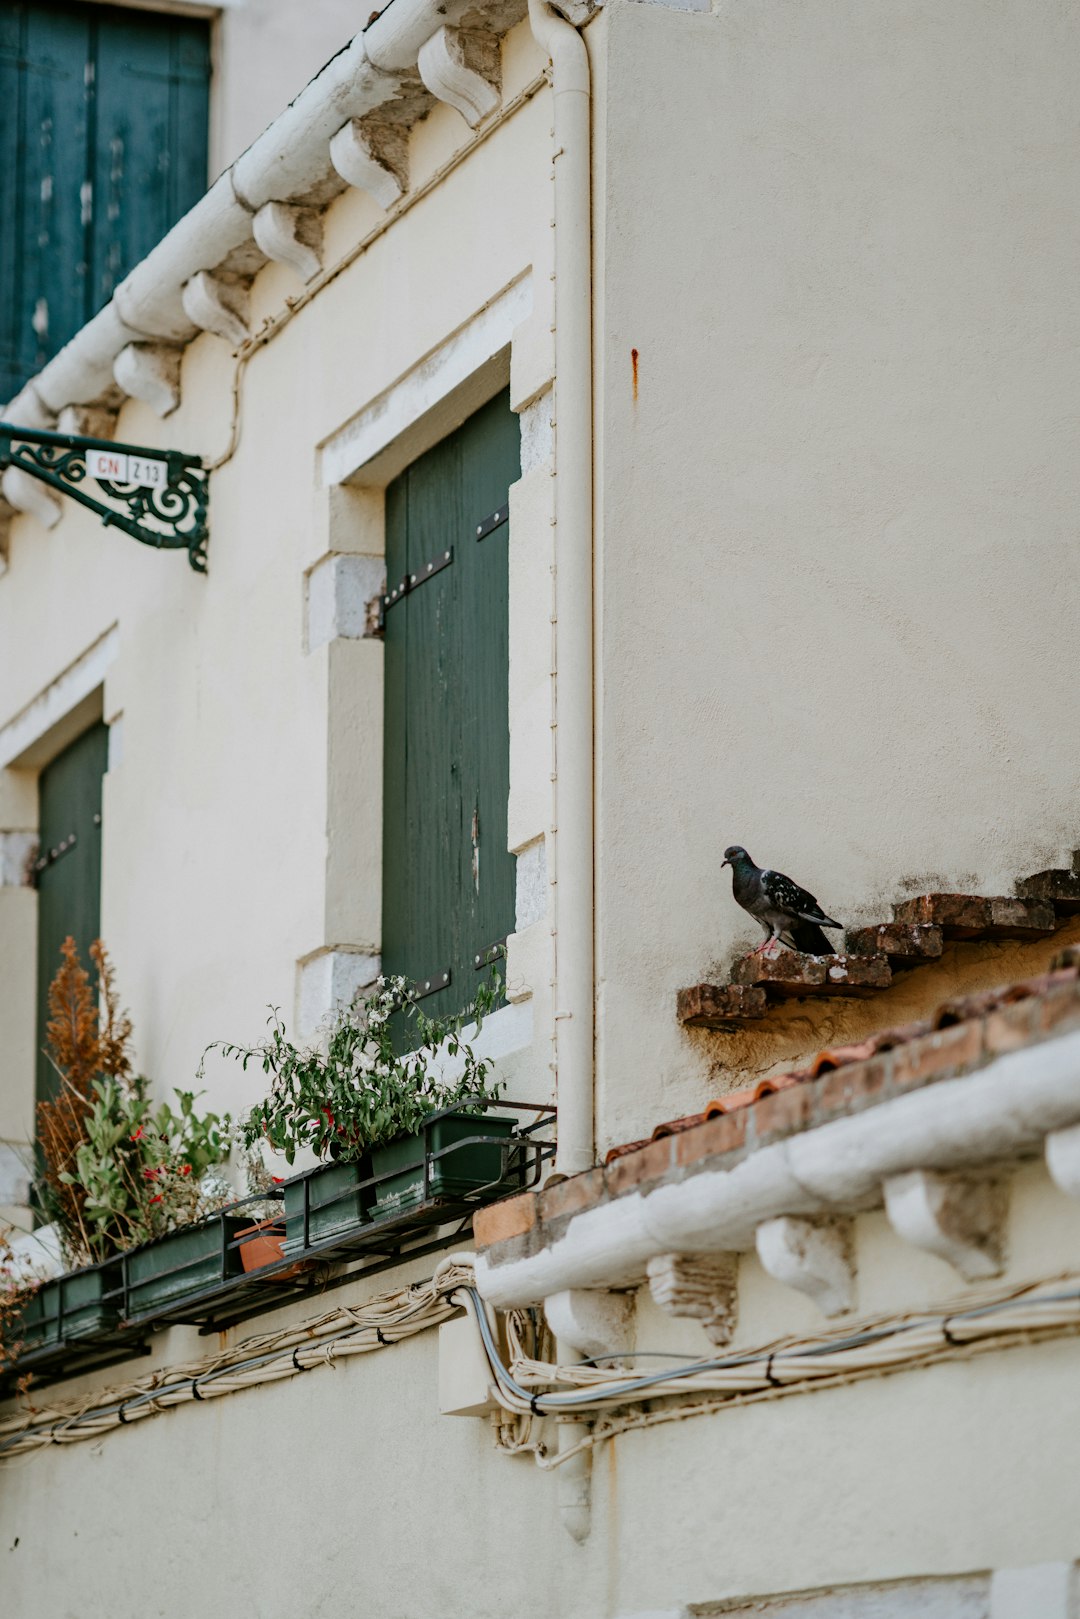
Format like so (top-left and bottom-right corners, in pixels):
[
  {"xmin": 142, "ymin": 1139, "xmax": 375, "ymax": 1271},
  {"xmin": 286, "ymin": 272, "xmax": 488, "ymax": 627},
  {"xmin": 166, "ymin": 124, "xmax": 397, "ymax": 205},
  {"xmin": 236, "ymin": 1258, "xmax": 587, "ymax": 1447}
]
[
  {"xmin": 35, "ymin": 721, "xmax": 107, "ymax": 1106},
  {"xmin": 381, "ymin": 391, "xmax": 520, "ymax": 1024},
  {"xmin": 0, "ymin": 2, "xmax": 210, "ymax": 399}
]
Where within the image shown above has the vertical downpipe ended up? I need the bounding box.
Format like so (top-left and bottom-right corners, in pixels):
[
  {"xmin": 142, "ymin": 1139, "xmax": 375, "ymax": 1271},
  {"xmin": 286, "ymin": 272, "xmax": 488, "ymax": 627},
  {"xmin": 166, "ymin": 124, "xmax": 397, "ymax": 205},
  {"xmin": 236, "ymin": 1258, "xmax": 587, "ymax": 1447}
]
[{"xmin": 527, "ymin": 0, "xmax": 595, "ymax": 1543}]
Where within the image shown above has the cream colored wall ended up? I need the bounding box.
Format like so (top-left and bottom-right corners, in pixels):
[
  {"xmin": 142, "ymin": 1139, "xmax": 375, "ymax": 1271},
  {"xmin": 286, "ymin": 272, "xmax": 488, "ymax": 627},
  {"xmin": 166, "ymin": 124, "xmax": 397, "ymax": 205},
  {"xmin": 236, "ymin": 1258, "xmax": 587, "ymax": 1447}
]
[
  {"xmin": 0, "ymin": 23, "xmax": 555, "ymax": 1162},
  {"xmin": 4, "ymin": 1162, "xmax": 1080, "ymax": 1616},
  {"xmin": 593, "ymin": 0, "xmax": 1080, "ymax": 1151}
]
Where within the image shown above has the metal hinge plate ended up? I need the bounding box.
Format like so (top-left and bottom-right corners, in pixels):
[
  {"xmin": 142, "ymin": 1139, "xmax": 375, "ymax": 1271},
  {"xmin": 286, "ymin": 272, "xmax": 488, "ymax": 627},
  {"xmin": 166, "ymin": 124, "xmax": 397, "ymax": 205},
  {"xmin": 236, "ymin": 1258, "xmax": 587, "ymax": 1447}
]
[
  {"xmin": 473, "ymin": 938, "xmax": 507, "ymax": 970},
  {"xmin": 411, "ymin": 969, "xmax": 451, "ymax": 1002},
  {"xmin": 475, "ymin": 506, "xmax": 508, "ymax": 541},
  {"xmin": 381, "ymin": 546, "xmax": 453, "ymax": 620}
]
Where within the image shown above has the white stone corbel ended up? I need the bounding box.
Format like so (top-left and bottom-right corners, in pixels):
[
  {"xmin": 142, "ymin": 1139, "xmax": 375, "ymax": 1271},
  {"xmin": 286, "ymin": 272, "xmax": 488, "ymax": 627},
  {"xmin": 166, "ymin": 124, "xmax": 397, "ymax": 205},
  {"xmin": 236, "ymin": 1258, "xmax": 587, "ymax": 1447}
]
[
  {"xmin": 755, "ymin": 1216, "xmax": 855, "ymax": 1317},
  {"xmin": 181, "ymin": 270, "xmax": 250, "ymax": 348},
  {"xmin": 113, "ymin": 343, "xmax": 181, "ymax": 417},
  {"xmin": 417, "ymin": 27, "xmax": 501, "ymax": 128},
  {"xmin": 544, "ymin": 1289, "xmax": 635, "ymax": 1362},
  {"xmin": 883, "ymin": 1169, "xmax": 1006, "ymax": 1281},
  {"xmin": 1, "ymin": 467, "xmax": 62, "ymax": 530},
  {"xmin": 329, "ymin": 120, "xmax": 407, "ymax": 211},
  {"xmin": 252, "ymin": 201, "xmax": 322, "ymax": 283},
  {"xmin": 1045, "ymin": 1123, "xmax": 1080, "ymax": 1199},
  {"xmin": 646, "ymin": 1253, "xmax": 737, "ymax": 1346}
]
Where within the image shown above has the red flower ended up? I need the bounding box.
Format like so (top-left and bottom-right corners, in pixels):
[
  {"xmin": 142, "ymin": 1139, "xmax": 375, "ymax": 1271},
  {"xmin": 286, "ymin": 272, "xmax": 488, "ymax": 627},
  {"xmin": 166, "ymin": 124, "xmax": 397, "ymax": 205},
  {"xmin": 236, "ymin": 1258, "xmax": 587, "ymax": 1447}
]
[
  {"xmin": 271, "ymin": 1176, "xmax": 284, "ymax": 1185},
  {"xmin": 142, "ymin": 1167, "xmax": 160, "ymax": 1180},
  {"xmin": 130, "ymin": 1127, "xmax": 144, "ymax": 1141},
  {"xmin": 149, "ymin": 1194, "xmax": 163, "ymax": 1204},
  {"xmin": 179, "ymin": 1164, "xmax": 192, "ymax": 1176}
]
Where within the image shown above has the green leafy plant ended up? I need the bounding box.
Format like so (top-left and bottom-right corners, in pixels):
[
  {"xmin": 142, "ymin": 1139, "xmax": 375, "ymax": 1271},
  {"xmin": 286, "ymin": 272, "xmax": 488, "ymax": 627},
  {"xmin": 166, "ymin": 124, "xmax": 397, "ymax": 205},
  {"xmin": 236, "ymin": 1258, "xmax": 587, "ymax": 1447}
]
[
  {"xmin": 55, "ymin": 1078, "xmax": 233, "ymax": 1261},
  {"xmin": 208, "ymin": 974, "xmax": 503, "ymax": 1166}
]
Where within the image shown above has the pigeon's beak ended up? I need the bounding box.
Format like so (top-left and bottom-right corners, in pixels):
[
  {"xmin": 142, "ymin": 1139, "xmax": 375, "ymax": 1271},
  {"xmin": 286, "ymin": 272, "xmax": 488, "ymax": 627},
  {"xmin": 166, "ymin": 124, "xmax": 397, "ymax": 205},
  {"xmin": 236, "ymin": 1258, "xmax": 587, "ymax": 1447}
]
[{"xmin": 720, "ymin": 858, "xmax": 730, "ymax": 870}]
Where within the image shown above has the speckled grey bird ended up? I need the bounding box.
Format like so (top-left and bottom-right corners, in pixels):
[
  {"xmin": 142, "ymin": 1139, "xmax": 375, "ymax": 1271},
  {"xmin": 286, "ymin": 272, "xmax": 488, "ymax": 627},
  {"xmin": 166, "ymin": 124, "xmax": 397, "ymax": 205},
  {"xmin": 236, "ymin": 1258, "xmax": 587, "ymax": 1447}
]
[{"xmin": 721, "ymin": 846, "xmax": 842, "ymax": 957}]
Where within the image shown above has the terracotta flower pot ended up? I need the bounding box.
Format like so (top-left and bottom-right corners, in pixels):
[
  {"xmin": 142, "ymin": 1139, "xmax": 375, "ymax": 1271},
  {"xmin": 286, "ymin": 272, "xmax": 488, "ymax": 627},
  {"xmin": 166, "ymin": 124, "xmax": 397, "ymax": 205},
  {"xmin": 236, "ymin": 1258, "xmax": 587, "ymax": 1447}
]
[{"xmin": 235, "ymin": 1220, "xmax": 307, "ymax": 1279}]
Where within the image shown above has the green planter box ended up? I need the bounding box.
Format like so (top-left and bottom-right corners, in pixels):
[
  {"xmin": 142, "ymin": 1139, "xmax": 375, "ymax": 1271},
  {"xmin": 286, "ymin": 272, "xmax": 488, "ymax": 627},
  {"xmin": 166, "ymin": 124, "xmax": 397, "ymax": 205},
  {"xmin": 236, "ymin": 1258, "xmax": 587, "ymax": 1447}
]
[
  {"xmin": 126, "ymin": 1217, "xmax": 245, "ymax": 1316},
  {"xmin": 371, "ymin": 1113, "xmax": 517, "ymax": 1219},
  {"xmin": 282, "ymin": 1159, "xmax": 373, "ymax": 1253},
  {"xmin": 16, "ymin": 1262, "xmax": 121, "ymax": 1354}
]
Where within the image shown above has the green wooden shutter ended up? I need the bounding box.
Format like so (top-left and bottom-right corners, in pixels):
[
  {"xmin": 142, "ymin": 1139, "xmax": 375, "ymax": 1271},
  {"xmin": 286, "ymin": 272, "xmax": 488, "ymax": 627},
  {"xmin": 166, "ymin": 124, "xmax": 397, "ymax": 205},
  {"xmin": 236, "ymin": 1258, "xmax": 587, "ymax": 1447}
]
[
  {"xmin": 35, "ymin": 721, "xmax": 107, "ymax": 1107},
  {"xmin": 0, "ymin": 3, "xmax": 210, "ymax": 400},
  {"xmin": 382, "ymin": 391, "xmax": 521, "ymax": 1028}
]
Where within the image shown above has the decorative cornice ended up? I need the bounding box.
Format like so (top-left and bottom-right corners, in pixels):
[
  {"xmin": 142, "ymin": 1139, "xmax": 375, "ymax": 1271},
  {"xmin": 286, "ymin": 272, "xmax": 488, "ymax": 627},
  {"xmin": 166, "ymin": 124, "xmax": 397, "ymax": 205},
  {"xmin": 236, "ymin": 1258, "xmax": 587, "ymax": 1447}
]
[{"xmin": 0, "ymin": 0, "xmax": 541, "ymax": 486}]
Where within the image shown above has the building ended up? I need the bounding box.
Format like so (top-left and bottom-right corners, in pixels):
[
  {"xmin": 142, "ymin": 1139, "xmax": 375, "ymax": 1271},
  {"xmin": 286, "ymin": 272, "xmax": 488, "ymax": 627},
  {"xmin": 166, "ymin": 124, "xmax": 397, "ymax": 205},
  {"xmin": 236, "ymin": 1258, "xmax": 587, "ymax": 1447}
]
[{"xmin": 2, "ymin": 0, "xmax": 1080, "ymax": 1612}]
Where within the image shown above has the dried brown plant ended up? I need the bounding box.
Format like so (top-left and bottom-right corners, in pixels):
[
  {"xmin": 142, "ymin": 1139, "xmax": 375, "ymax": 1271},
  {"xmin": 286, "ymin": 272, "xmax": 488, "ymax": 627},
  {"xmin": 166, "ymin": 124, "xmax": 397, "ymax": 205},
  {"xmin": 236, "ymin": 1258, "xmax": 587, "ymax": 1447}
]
[{"xmin": 36, "ymin": 938, "xmax": 134, "ymax": 1256}]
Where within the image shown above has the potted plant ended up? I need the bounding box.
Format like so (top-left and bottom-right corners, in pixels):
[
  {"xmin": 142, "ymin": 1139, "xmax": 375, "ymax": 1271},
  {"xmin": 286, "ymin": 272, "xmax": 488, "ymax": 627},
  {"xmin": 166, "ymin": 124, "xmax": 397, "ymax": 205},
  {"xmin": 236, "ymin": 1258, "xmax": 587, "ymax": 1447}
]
[{"xmin": 211, "ymin": 974, "xmax": 515, "ymax": 1249}]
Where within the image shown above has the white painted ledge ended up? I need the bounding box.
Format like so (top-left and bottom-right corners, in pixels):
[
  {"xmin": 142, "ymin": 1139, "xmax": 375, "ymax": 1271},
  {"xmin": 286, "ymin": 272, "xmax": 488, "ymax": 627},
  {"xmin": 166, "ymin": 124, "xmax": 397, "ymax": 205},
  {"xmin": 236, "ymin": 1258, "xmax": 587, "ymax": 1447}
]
[
  {"xmin": 320, "ymin": 274, "xmax": 533, "ymax": 487},
  {"xmin": 0, "ymin": 626, "xmax": 118, "ymax": 769},
  {"xmin": 475, "ymin": 1025, "xmax": 1080, "ymax": 1309}
]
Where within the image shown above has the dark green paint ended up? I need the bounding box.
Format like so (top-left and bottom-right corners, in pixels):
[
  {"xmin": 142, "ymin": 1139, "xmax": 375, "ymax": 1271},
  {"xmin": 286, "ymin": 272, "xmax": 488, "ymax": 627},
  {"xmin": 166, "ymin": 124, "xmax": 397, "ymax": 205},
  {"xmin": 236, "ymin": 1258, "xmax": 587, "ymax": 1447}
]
[
  {"xmin": 0, "ymin": 3, "xmax": 210, "ymax": 399},
  {"xmin": 35, "ymin": 720, "xmax": 108, "ymax": 1108},
  {"xmin": 382, "ymin": 392, "xmax": 520, "ymax": 1029}
]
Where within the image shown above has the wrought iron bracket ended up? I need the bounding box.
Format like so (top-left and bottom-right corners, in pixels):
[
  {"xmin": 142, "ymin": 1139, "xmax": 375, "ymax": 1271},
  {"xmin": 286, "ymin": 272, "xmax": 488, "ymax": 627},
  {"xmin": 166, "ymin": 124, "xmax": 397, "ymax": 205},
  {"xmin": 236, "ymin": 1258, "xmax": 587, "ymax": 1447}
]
[{"xmin": 0, "ymin": 422, "xmax": 210, "ymax": 572}]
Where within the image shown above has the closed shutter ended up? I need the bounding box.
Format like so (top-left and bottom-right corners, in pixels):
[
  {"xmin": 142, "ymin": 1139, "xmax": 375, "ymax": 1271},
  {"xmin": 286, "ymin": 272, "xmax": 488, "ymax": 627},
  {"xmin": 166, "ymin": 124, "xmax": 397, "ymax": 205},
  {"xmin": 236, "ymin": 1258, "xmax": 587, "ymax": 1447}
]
[
  {"xmin": 382, "ymin": 391, "xmax": 520, "ymax": 1028},
  {"xmin": 0, "ymin": 3, "xmax": 210, "ymax": 401},
  {"xmin": 35, "ymin": 721, "xmax": 107, "ymax": 1107}
]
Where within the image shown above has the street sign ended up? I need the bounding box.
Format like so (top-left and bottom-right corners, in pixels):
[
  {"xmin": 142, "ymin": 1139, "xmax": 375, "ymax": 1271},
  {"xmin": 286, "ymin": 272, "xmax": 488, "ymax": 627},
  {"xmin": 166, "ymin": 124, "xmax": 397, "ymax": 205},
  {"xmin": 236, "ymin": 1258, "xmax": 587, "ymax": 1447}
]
[{"xmin": 86, "ymin": 448, "xmax": 168, "ymax": 489}]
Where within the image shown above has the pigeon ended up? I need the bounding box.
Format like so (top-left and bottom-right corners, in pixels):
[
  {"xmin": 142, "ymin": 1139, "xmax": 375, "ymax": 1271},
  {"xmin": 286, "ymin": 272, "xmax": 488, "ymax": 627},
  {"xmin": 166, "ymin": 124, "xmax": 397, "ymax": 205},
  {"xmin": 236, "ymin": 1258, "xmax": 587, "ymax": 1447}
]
[{"xmin": 721, "ymin": 846, "xmax": 842, "ymax": 958}]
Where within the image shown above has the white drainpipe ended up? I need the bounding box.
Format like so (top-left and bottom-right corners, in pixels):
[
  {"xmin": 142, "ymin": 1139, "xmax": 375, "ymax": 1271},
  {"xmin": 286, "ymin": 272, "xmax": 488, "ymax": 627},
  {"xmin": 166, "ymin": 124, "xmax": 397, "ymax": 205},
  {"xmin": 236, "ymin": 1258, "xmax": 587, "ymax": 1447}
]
[
  {"xmin": 527, "ymin": 0, "xmax": 595, "ymax": 1182},
  {"xmin": 528, "ymin": 0, "xmax": 595, "ymax": 1541}
]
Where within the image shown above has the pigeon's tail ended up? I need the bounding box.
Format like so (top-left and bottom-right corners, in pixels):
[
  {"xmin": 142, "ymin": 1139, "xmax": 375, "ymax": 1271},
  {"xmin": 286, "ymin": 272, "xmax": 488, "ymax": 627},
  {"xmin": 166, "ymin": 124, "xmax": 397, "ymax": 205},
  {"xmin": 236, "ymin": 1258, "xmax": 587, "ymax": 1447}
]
[{"xmin": 786, "ymin": 919, "xmax": 837, "ymax": 956}]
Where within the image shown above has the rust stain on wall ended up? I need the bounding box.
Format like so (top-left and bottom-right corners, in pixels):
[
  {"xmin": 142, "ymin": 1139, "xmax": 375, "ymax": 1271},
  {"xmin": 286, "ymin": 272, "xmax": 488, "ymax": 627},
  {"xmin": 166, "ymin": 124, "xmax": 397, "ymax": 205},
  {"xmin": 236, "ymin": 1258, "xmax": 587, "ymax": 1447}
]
[{"xmin": 631, "ymin": 348, "xmax": 639, "ymax": 403}]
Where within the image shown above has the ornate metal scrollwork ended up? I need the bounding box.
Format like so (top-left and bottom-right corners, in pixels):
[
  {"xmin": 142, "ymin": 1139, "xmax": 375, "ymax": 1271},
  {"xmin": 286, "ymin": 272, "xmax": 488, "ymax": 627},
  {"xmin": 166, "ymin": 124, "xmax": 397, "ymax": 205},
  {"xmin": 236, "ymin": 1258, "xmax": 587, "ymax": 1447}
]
[{"xmin": 0, "ymin": 423, "xmax": 209, "ymax": 571}]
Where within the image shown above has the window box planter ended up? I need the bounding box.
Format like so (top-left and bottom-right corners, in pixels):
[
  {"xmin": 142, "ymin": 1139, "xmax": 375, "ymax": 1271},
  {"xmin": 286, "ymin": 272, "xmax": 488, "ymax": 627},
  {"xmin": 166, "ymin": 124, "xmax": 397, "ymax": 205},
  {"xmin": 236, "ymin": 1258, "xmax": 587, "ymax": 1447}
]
[
  {"xmin": 371, "ymin": 1111, "xmax": 517, "ymax": 1219},
  {"xmin": 282, "ymin": 1158, "xmax": 374, "ymax": 1253},
  {"xmin": 125, "ymin": 1216, "xmax": 246, "ymax": 1316},
  {"xmin": 16, "ymin": 1261, "xmax": 122, "ymax": 1353}
]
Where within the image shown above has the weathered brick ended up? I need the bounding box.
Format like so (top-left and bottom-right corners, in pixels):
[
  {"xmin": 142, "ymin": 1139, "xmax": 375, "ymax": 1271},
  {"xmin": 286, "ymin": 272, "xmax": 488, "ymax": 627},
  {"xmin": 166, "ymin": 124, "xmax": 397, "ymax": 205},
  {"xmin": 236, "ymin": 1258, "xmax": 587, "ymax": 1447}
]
[
  {"xmin": 893, "ymin": 894, "xmax": 991, "ymax": 936},
  {"xmin": 893, "ymin": 892, "xmax": 1054, "ymax": 940},
  {"xmin": 889, "ymin": 1020, "xmax": 985, "ymax": 1090},
  {"xmin": 673, "ymin": 1107, "xmax": 749, "ymax": 1168},
  {"xmin": 731, "ymin": 954, "xmax": 825, "ymax": 989},
  {"xmin": 473, "ymin": 1191, "xmax": 538, "ymax": 1249},
  {"xmin": 604, "ymin": 1136, "xmax": 675, "ymax": 1198},
  {"xmin": 986, "ymin": 897, "xmax": 1056, "ymax": 937},
  {"xmin": 1016, "ymin": 869, "xmax": 1080, "ymax": 916},
  {"xmin": 845, "ymin": 922, "xmax": 943, "ymax": 966},
  {"xmin": 540, "ymin": 1166, "xmax": 606, "ymax": 1223},
  {"xmin": 676, "ymin": 983, "xmax": 769, "ymax": 1027},
  {"xmin": 731, "ymin": 953, "xmax": 890, "ymax": 999}
]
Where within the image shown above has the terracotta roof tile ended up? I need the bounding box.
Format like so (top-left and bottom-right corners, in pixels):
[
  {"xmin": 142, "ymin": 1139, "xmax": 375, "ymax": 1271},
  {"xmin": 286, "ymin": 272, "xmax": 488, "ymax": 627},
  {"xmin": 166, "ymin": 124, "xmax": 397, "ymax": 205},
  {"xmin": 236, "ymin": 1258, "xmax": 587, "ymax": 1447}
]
[{"xmin": 616, "ymin": 962, "xmax": 1080, "ymax": 1163}]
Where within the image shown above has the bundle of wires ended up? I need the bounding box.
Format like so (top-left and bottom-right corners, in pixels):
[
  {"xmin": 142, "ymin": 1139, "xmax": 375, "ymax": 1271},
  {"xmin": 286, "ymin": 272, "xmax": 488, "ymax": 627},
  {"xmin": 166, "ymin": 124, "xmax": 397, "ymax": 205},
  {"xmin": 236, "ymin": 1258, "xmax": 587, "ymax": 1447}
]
[{"xmin": 4, "ymin": 1261, "xmax": 1080, "ymax": 1463}]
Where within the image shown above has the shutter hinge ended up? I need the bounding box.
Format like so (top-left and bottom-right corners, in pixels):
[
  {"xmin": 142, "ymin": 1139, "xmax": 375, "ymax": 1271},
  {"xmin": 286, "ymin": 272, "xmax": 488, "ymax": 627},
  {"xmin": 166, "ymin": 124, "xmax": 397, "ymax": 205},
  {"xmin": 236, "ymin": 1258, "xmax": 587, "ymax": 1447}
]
[
  {"xmin": 32, "ymin": 831, "xmax": 78, "ymax": 884},
  {"xmin": 380, "ymin": 546, "xmax": 453, "ymax": 623},
  {"xmin": 473, "ymin": 938, "xmax": 507, "ymax": 970},
  {"xmin": 411, "ymin": 969, "xmax": 451, "ymax": 1002},
  {"xmin": 475, "ymin": 506, "xmax": 508, "ymax": 541}
]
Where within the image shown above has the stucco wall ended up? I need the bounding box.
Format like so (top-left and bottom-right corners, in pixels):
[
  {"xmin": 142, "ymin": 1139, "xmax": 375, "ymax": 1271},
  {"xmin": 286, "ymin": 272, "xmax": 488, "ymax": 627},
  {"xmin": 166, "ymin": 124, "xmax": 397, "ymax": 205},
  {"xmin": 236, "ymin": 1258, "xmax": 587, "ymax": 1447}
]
[
  {"xmin": 4, "ymin": 1163, "xmax": 1080, "ymax": 1616},
  {"xmin": 593, "ymin": 0, "xmax": 1080, "ymax": 1149}
]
